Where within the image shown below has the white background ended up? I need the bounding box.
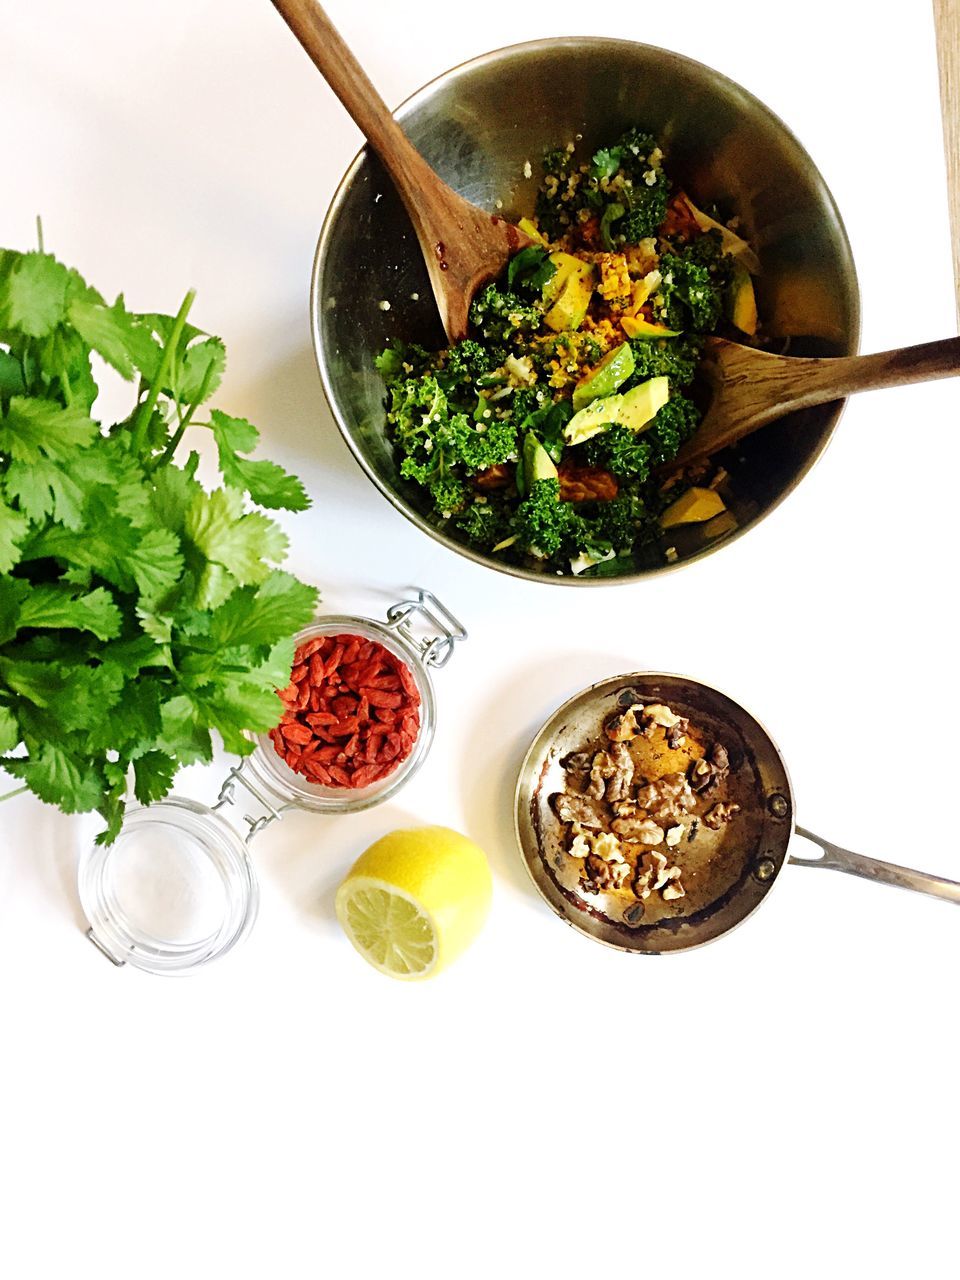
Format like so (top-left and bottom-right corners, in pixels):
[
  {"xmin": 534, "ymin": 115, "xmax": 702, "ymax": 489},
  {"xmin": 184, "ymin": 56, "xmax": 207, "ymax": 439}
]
[{"xmin": 2, "ymin": 1, "xmax": 958, "ymax": 1275}]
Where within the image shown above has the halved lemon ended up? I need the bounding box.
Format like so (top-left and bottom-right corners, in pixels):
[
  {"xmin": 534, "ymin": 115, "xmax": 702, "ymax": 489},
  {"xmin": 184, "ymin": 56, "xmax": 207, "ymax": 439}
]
[{"xmin": 335, "ymin": 827, "xmax": 492, "ymax": 980}]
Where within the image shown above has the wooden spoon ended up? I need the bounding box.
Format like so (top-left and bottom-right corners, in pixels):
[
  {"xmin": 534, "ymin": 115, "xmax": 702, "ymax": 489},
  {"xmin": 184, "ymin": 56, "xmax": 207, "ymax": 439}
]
[
  {"xmin": 669, "ymin": 335, "xmax": 960, "ymax": 469},
  {"xmin": 271, "ymin": 0, "xmax": 532, "ymax": 341}
]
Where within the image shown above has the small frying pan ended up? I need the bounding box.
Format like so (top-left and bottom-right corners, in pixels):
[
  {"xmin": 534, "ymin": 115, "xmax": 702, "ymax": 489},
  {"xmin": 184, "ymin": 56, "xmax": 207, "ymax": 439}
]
[{"xmin": 516, "ymin": 673, "xmax": 960, "ymax": 953}]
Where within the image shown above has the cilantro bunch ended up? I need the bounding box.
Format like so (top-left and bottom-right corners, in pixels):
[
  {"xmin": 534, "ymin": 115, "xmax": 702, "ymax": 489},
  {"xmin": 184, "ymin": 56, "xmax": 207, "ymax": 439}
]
[{"xmin": 0, "ymin": 242, "xmax": 318, "ymax": 841}]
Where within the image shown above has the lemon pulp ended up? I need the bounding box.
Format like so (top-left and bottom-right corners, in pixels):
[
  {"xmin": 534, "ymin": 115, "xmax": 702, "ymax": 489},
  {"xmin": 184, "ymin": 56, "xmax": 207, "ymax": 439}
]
[
  {"xmin": 335, "ymin": 826, "xmax": 492, "ymax": 980},
  {"xmin": 337, "ymin": 879, "xmax": 437, "ymax": 978}
]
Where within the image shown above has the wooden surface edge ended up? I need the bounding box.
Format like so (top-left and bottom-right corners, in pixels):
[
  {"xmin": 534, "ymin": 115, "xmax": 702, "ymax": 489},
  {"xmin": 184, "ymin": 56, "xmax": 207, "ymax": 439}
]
[{"xmin": 934, "ymin": 0, "xmax": 960, "ymax": 326}]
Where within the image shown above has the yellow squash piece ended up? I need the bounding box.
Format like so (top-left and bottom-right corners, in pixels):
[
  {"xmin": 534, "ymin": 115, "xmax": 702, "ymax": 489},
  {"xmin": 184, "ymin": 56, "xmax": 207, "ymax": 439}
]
[
  {"xmin": 660, "ymin": 487, "xmax": 727, "ymax": 529},
  {"xmin": 518, "ymin": 217, "xmax": 548, "ymax": 247},
  {"xmin": 621, "ymin": 315, "xmax": 681, "ymax": 339}
]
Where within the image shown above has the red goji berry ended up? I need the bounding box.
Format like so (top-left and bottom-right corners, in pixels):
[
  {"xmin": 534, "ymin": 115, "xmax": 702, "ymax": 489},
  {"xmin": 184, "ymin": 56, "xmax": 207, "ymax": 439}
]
[
  {"xmin": 363, "ymin": 689, "xmax": 403, "ymax": 709},
  {"xmin": 280, "ymin": 722, "xmax": 311, "ymax": 745}
]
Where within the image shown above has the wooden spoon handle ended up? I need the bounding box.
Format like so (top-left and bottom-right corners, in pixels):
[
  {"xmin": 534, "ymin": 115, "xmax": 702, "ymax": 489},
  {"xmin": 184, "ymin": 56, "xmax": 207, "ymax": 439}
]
[
  {"xmin": 760, "ymin": 337, "xmax": 960, "ymax": 420},
  {"xmin": 270, "ymin": 0, "xmax": 433, "ymax": 201}
]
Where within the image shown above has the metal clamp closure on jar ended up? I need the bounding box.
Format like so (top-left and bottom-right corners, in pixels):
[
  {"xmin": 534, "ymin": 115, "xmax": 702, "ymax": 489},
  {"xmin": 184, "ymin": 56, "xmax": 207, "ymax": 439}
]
[{"xmin": 78, "ymin": 588, "xmax": 467, "ymax": 975}]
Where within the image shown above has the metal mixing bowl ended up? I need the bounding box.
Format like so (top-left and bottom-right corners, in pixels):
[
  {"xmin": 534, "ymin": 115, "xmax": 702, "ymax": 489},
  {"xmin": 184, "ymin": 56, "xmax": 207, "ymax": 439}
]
[{"xmin": 312, "ymin": 37, "xmax": 860, "ymax": 584}]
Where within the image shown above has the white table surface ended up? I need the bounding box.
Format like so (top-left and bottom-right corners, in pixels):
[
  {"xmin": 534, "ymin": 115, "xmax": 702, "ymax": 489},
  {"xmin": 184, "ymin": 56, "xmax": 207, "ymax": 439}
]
[{"xmin": 3, "ymin": 2, "xmax": 958, "ymax": 1275}]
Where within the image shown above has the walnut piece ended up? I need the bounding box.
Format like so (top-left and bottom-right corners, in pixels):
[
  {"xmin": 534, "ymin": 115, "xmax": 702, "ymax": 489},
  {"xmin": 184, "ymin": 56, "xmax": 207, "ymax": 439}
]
[
  {"xmin": 552, "ymin": 792, "xmax": 607, "ymax": 829},
  {"xmin": 703, "ymin": 801, "xmax": 741, "ymax": 830},
  {"xmin": 587, "ymin": 751, "xmax": 614, "ymax": 799},
  {"xmin": 611, "ymin": 815, "xmax": 664, "ymax": 845},
  {"xmin": 688, "ymin": 742, "xmax": 731, "ymax": 795},
  {"xmin": 580, "ymin": 853, "xmax": 630, "ymax": 895},
  {"xmin": 605, "ymin": 743, "xmax": 635, "ymax": 803},
  {"xmin": 662, "ymin": 881, "xmax": 686, "ymax": 901},
  {"xmin": 605, "ymin": 706, "xmax": 642, "ymax": 742}
]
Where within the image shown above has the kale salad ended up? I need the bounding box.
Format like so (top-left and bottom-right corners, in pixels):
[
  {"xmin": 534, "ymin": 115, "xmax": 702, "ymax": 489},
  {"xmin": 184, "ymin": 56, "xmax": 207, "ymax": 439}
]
[{"xmin": 376, "ymin": 128, "xmax": 760, "ymax": 577}]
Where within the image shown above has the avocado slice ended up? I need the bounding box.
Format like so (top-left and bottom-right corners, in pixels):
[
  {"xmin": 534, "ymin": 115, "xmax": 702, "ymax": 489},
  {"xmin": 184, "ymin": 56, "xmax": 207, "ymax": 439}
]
[
  {"xmin": 616, "ymin": 376, "xmax": 670, "ymax": 432},
  {"xmin": 621, "ymin": 315, "xmax": 681, "ymax": 339},
  {"xmin": 518, "ymin": 430, "xmax": 559, "ymax": 494},
  {"xmin": 564, "ymin": 375, "xmax": 670, "ymax": 445},
  {"xmin": 564, "ymin": 394, "xmax": 625, "ymax": 446},
  {"xmin": 727, "ymin": 263, "xmax": 758, "ymax": 336},
  {"xmin": 572, "ymin": 342, "xmax": 635, "ymax": 411},
  {"xmin": 542, "ymin": 252, "xmax": 595, "ymax": 332}
]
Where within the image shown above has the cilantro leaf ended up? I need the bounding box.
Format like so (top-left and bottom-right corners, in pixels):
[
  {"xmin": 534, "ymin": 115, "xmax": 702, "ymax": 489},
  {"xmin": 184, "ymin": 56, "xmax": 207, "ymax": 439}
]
[
  {"xmin": 68, "ymin": 295, "xmax": 161, "ymax": 381},
  {"xmin": 151, "ymin": 457, "xmax": 203, "ymax": 532},
  {"xmin": 14, "ymin": 583, "xmax": 122, "ymax": 641},
  {"xmin": 56, "ymin": 662, "xmax": 125, "ymax": 732},
  {"xmin": 0, "ymin": 502, "xmax": 30, "ymax": 572},
  {"xmin": 157, "ymin": 694, "xmax": 214, "ymax": 765},
  {"xmin": 191, "ymin": 680, "xmax": 284, "ymax": 755},
  {"xmin": 0, "ymin": 252, "xmax": 71, "ymax": 337},
  {"xmin": 180, "ymin": 336, "xmax": 225, "ymax": 403},
  {"xmin": 208, "ymin": 571, "xmax": 317, "ymax": 649},
  {"xmin": 0, "ymin": 397, "xmax": 98, "ymax": 463},
  {"xmin": 2, "ymin": 744, "xmax": 104, "ymax": 812},
  {"xmin": 0, "ymin": 705, "xmax": 19, "ymax": 753},
  {"xmin": 132, "ymin": 750, "xmax": 178, "ymax": 804},
  {"xmin": 0, "ymin": 349, "xmax": 25, "ymax": 399},
  {"xmin": 185, "ymin": 486, "xmax": 288, "ymax": 583},
  {"xmin": 210, "ymin": 411, "xmax": 310, "ymax": 511},
  {"xmin": 126, "ymin": 527, "xmax": 184, "ymax": 602},
  {"xmin": 4, "ymin": 457, "xmax": 87, "ymax": 528}
]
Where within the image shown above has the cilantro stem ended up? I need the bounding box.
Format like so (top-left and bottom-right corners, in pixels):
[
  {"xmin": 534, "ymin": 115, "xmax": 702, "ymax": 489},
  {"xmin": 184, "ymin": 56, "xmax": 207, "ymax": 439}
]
[
  {"xmin": 130, "ymin": 289, "xmax": 195, "ymax": 455},
  {"xmin": 36, "ymin": 215, "xmax": 44, "ymax": 253},
  {"xmin": 150, "ymin": 359, "xmax": 216, "ymax": 471},
  {"xmin": 0, "ymin": 785, "xmax": 28, "ymax": 802}
]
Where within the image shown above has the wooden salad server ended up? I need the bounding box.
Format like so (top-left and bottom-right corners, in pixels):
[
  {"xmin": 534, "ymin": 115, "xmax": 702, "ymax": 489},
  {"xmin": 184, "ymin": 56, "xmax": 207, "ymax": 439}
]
[
  {"xmin": 671, "ymin": 335, "xmax": 960, "ymax": 468},
  {"xmin": 270, "ymin": 0, "xmax": 532, "ymax": 341}
]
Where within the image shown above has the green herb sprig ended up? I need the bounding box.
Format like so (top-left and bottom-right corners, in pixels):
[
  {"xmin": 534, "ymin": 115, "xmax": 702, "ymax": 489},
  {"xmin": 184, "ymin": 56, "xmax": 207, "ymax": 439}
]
[{"xmin": 0, "ymin": 240, "xmax": 318, "ymax": 841}]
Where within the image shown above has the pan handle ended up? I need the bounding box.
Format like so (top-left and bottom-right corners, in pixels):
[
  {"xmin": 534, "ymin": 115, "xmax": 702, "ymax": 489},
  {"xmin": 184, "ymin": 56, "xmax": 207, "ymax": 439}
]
[{"xmin": 790, "ymin": 827, "xmax": 960, "ymax": 905}]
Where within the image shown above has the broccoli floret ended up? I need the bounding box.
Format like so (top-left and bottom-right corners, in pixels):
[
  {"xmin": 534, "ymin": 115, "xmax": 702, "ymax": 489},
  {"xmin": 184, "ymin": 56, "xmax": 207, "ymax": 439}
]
[
  {"xmin": 657, "ymin": 233, "xmax": 732, "ymax": 333},
  {"xmin": 456, "ymin": 499, "xmax": 511, "ymax": 549},
  {"xmin": 512, "ymin": 479, "xmax": 584, "ymax": 558},
  {"xmin": 582, "ymin": 428, "xmax": 653, "ymax": 481},
  {"xmin": 469, "ymin": 283, "xmax": 541, "ymax": 342},
  {"xmin": 645, "ymin": 395, "xmax": 701, "ymax": 464},
  {"xmin": 623, "ymin": 335, "xmax": 702, "ymax": 389}
]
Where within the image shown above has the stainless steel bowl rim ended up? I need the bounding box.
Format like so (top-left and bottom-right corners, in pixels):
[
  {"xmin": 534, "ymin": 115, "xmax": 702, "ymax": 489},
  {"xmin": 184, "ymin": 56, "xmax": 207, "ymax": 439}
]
[{"xmin": 312, "ymin": 36, "xmax": 862, "ymax": 586}]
